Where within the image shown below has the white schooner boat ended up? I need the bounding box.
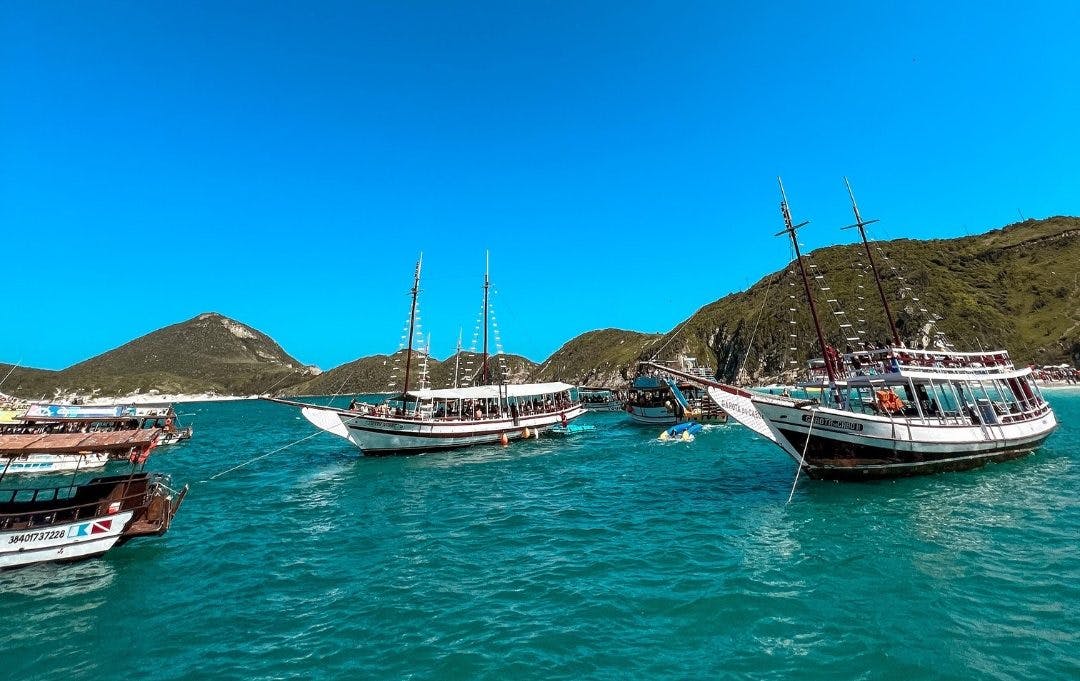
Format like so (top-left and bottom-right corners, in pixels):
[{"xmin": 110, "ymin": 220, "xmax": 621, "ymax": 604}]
[
  {"xmin": 649, "ymin": 180, "xmax": 1059, "ymax": 480},
  {"xmin": 275, "ymin": 255, "xmax": 586, "ymax": 454}
]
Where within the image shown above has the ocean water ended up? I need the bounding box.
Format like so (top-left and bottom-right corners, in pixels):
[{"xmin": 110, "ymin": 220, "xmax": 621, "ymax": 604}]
[{"xmin": 2, "ymin": 392, "xmax": 1078, "ymax": 680}]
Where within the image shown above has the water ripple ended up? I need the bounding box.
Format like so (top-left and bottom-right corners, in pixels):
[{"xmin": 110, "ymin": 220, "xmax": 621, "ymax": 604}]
[{"xmin": 2, "ymin": 396, "xmax": 1077, "ymax": 679}]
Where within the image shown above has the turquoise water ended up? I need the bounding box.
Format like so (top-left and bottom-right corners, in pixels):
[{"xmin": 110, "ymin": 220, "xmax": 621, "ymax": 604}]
[{"xmin": 3, "ymin": 392, "xmax": 1078, "ymax": 680}]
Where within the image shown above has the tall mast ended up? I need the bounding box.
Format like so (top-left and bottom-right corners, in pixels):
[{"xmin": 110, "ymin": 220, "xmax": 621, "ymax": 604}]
[
  {"xmin": 453, "ymin": 328, "xmax": 463, "ymax": 389},
  {"xmin": 401, "ymin": 254, "xmax": 422, "ymax": 398},
  {"xmin": 843, "ymin": 178, "xmax": 900, "ymax": 346},
  {"xmin": 775, "ymin": 178, "xmax": 836, "ymax": 386},
  {"xmin": 481, "ymin": 250, "xmax": 490, "ymax": 385}
]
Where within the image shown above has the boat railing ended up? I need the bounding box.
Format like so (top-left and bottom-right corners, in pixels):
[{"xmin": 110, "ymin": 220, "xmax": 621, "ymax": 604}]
[
  {"xmin": 838, "ymin": 378, "xmax": 1051, "ymax": 427},
  {"xmin": 834, "ymin": 350, "xmax": 1017, "ymax": 381},
  {"xmin": 0, "ymin": 476, "xmax": 163, "ymax": 530}
]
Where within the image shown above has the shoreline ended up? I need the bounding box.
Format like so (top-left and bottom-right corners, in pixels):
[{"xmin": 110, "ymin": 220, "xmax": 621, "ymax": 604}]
[{"xmin": 83, "ymin": 393, "xmax": 260, "ymax": 405}]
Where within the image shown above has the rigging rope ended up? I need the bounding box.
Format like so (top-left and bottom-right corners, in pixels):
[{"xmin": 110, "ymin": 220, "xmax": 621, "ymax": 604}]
[
  {"xmin": 649, "ymin": 316, "xmax": 693, "ymax": 362},
  {"xmin": 0, "ymin": 360, "xmax": 21, "ymax": 392},
  {"xmin": 740, "ymin": 273, "xmax": 778, "ymax": 374}
]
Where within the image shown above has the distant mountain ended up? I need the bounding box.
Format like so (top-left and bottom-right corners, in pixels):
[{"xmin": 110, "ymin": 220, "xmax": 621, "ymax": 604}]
[
  {"xmin": 528, "ymin": 329, "xmax": 662, "ymax": 387},
  {"xmin": 4, "ymin": 216, "xmax": 1075, "ymax": 399},
  {"xmin": 2, "ymin": 313, "xmax": 319, "ymax": 399},
  {"xmin": 646, "ymin": 216, "xmax": 1080, "ymax": 384},
  {"xmin": 282, "ymin": 349, "xmax": 539, "ymax": 396}
]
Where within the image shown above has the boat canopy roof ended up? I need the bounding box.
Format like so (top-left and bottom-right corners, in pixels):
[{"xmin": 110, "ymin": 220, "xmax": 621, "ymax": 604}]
[
  {"xmin": 406, "ymin": 382, "xmax": 575, "ymax": 400},
  {"xmin": 0, "ymin": 428, "xmax": 161, "ymax": 456}
]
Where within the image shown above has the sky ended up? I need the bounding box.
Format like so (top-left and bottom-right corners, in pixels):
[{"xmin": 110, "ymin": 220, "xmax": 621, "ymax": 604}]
[{"xmin": 2, "ymin": 1, "xmax": 1078, "ymax": 371}]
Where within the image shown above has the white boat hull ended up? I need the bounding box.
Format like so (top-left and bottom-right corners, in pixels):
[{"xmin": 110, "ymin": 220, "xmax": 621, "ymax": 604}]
[
  {"xmin": 752, "ymin": 400, "xmax": 1059, "ymax": 479},
  {"xmin": 2, "ymin": 453, "xmax": 110, "ymax": 475},
  {"xmin": 0, "ymin": 510, "xmax": 134, "ymax": 569},
  {"xmin": 302, "ymin": 405, "xmax": 588, "ymax": 454}
]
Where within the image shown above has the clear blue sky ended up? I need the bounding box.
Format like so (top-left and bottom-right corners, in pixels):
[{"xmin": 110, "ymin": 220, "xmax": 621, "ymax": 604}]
[{"xmin": 2, "ymin": 1, "xmax": 1078, "ymax": 371}]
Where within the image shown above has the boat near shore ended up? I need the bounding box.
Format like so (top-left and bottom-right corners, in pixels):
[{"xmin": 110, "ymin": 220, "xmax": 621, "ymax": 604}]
[
  {"xmin": 12, "ymin": 403, "xmax": 194, "ymax": 446},
  {"xmin": 273, "ymin": 255, "xmax": 586, "ymax": 454}
]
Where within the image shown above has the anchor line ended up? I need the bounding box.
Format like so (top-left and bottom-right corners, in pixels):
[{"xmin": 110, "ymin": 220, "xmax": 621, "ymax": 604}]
[
  {"xmin": 787, "ymin": 407, "xmax": 816, "ymax": 504},
  {"xmin": 201, "ymin": 416, "xmax": 357, "ymax": 482}
]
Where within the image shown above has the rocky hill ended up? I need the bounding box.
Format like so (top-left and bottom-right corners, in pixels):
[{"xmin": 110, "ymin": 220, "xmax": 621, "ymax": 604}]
[
  {"xmin": 282, "ymin": 349, "xmax": 538, "ymax": 396},
  {"xmin": 3, "ymin": 217, "xmax": 1075, "ymax": 397},
  {"xmin": 2, "ymin": 313, "xmax": 319, "ymax": 399},
  {"xmin": 646, "ymin": 216, "xmax": 1080, "ymax": 384},
  {"xmin": 528, "ymin": 329, "xmax": 662, "ymax": 387}
]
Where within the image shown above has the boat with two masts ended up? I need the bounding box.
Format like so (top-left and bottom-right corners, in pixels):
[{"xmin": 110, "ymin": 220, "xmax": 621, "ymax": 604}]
[
  {"xmin": 273, "ymin": 255, "xmax": 586, "ymax": 454},
  {"xmin": 652, "ymin": 179, "xmax": 1059, "ymax": 480}
]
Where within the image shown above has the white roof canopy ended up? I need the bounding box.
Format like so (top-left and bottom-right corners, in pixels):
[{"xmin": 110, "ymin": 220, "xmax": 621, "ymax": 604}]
[{"xmin": 406, "ymin": 382, "xmax": 575, "ymax": 400}]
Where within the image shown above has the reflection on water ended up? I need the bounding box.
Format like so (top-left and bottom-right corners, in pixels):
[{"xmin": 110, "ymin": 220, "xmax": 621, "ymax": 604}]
[{"xmin": 2, "ymin": 559, "xmax": 117, "ymax": 600}]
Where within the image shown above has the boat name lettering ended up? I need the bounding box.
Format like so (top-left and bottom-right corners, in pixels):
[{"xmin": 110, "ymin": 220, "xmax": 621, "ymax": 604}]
[
  {"xmin": 714, "ymin": 397, "xmax": 757, "ymax": 418},
  {"xmin": 8, "ymin": 529, "xmax": 66, "ymax": 544},
  {"xmin": 801, "ymin": 414, "xmax": 864, "ymax": 432}
]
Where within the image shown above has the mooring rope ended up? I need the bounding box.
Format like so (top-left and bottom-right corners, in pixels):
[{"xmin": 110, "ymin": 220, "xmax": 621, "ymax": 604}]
[
  {"xmin": 787, "ymin": 407, "xmax": 816, "ymax": 504},
  {"xmin": 202, "ymin": 429, "xmax": 326, "ymax": 482}
]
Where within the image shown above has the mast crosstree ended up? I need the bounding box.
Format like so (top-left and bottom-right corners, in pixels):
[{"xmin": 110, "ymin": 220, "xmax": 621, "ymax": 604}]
[{"xmin": 775, "ymin": 178, "xmax": 837, "ymax": 388}]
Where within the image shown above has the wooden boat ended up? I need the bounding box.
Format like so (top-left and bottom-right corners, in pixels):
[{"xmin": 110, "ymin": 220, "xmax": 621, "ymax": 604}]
[
  {"xmin": 0, "ymin": 429, "xmax": 162, "ymax": 475},
  {"xmin": 0, "ymin": 472, "xmax": 187, "ymax": 569},
  {"xmin": 625, "ymin": 361, "xmax": 727, "ymax": 426},
  {"xmin": 273, "ymin": 255, "xmax": 586, "ymax": 454},
  {"xmin": 6, "ymin": 403, "xmax": 193, "ymax": 449},
  {"xmin": 0, "ymin": 431, "xmax": 187, "ymax": 569},
  {"xmin": 648, "ymin": 180, "xmax": 1059, "ymax": 480}
]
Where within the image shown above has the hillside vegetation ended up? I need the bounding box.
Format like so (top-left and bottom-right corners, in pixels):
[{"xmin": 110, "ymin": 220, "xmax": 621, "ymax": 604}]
[
  {"xmin": 3, "ymin": 313, "xmax": 318, "ymax": 399},
  {"xmin": 529, "ymin": 329, "xmax": 662, "ymax": 387},
  {"xmin": 650, "ymin": 216, "xmax": 1080, "ymax": 383},
  {"xmin": 3, "ymin": 217, "xmax": 1076, "ymax": 397},
  {"xmin": 282, "ymin": 350, "xmax": 538, "ymax": 396}
]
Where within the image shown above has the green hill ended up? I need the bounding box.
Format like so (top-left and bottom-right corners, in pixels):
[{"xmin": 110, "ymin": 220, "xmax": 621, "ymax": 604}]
[
  {"xmin": 528, "ymin": 329, "xmax": 662, "ymax": 387},
  {"xmin": 282, "ymin": 350, "xmax": 539, "ymax": 396},
  {"xmin": 3, "ymin": 313, "xmax": 319, "ymax": 399},
  {"xmin": 0, "ymin": 364, "xmax": 61, "ymax": 400},
  {"xmin": 648, "ymin": 216, "xmax": 1080, "ymax": 383},
  {"xmin": 4, "ymin": 216, "xmax": 1076, "ymax": 397}
]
